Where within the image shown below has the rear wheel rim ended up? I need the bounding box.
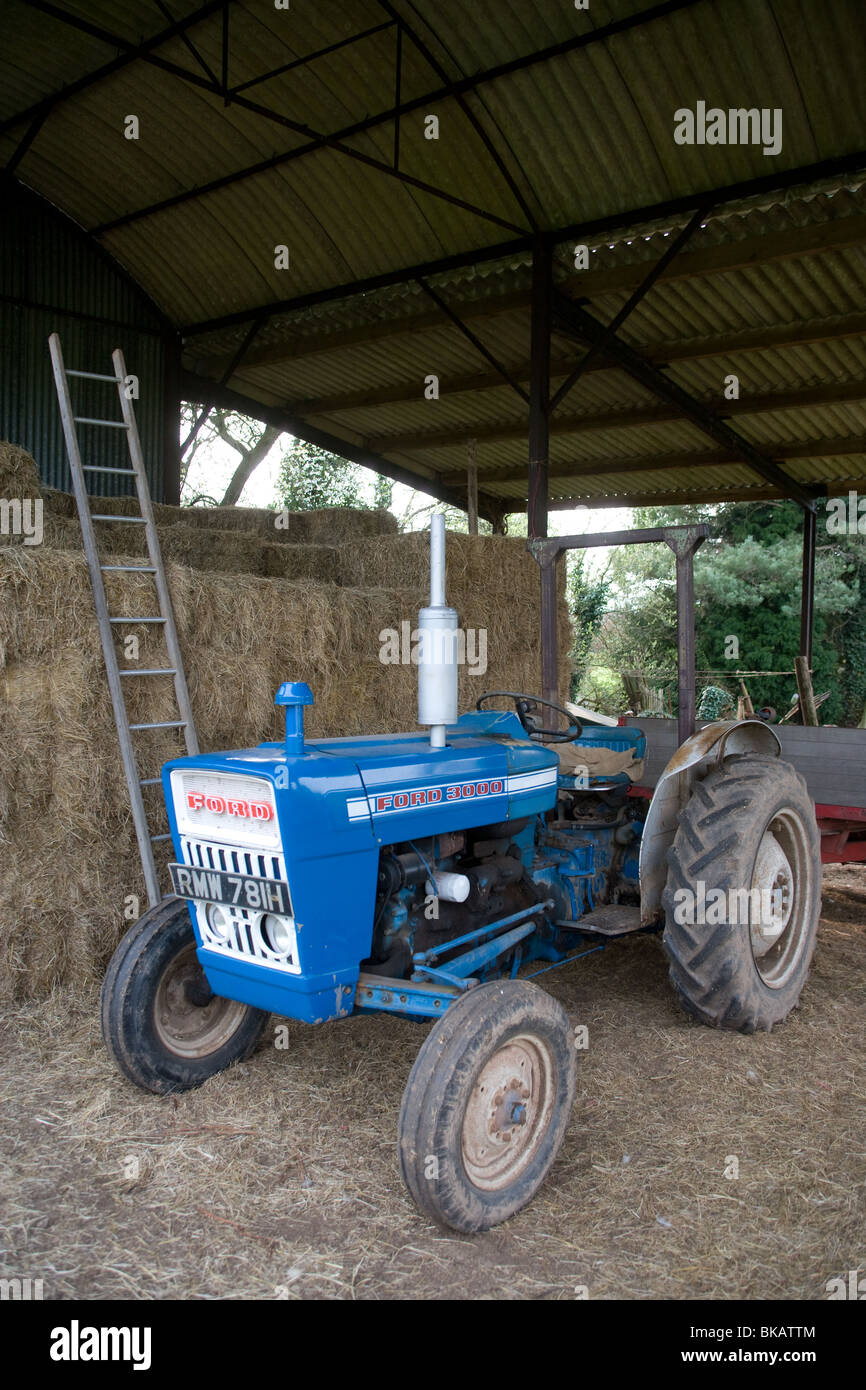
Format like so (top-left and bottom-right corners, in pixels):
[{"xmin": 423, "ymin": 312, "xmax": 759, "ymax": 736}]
[
  {"xmin": 153, "ymin": 943, "xmax": 248, "ymax": 1058},
  {"xmin": 461, "ymin": 1033, "xmax": 556, "ymax": 1192},
  {"xmin": 749, "ymin": 808, "xmax": 814, "ymax": 989}
]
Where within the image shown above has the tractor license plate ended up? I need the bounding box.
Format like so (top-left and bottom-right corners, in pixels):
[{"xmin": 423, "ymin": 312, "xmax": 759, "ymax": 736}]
[{"xmin": 169, "ymin": 863, "xmax": 290, "ymax": 915}]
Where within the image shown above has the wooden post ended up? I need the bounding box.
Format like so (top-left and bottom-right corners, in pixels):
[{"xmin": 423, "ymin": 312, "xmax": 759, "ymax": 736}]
[
  {"xmin": 528, "ymin": 240, "xmax": 551, "ymax": 540},
  {"xmin": 795, "ymin": 655, "xmax": 819, "ymax": 726},
  {"xmin": 467, "ymin": 438, "xmax": 478, "ymax": 535}
]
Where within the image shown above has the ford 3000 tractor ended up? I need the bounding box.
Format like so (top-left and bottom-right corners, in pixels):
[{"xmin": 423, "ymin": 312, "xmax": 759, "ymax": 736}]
[{"xmin": 103, "ymin": 516, "xmax": 821, "ymax": 1233}]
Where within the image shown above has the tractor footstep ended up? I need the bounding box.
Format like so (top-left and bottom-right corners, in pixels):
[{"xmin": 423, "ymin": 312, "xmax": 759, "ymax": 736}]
[{"xmin": 563, "ymin": 905, "xmax": 643, "ymax": 936}]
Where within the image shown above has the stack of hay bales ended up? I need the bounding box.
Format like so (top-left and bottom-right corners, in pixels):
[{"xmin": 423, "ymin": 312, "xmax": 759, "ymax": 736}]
[{"xmin": 0, "ymin": 443, "xmax": 571, "ymax": 1000}]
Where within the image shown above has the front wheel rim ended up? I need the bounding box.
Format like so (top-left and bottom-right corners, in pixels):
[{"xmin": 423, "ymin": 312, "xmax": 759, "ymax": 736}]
[
  {"xmin": 153, "ymin": 943, "xmax": 248, "ymax": 1058},
  {"xmin": 749, "ymin": 808, "xmax": 815, "ymax": 989},
  {"xmin": 461, "ymin": 1033, "xmax": 556, "ymax": 1192}
]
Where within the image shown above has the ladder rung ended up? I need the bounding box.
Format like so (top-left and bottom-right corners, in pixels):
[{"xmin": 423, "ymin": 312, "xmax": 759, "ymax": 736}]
[
  {"xmin": 73, "ymin": 417, "xmax": 129, "ymax": 428},
  {"xmin": 101, "ymin": 565, "xmax": 156, "ymax": 572},
  {"xmin": 130, "ymin": 720, "xmax": 187, "ymax": 730},
  {"xmin": 81, "ymin": 465, "xmax": 136, "ymax": 475},
  {"xmin": 109, "ymin": 616, "xmax": 166, "ymax": 624},
  {"xmin": 92, "ymin": 514, "xmax": 147, "ymax": 523},
  {"xmin": 119, "ymin": 668, "xmax": 177, "ymax": 677},
  {"xmin": 150, "ymin": 834, "xmax": 173, "ymax": 843},
  {"xmin": 66, "ymin": 369, "xmax": 122, "ymax": 382},
  {"xmin": 139, "ymin": 777, "xmax": 162, "ymax": 786}
]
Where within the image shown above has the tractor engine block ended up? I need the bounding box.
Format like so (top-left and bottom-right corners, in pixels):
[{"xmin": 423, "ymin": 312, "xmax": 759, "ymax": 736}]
[{"xmin": 365, "ymin": 787, "xmax": 645, "ymax": 980}]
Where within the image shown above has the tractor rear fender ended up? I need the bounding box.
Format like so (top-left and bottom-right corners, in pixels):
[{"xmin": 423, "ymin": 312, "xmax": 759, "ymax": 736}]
[{"xmin": 638, "ymin": 719, "xmax": 782, "ymax": 924}]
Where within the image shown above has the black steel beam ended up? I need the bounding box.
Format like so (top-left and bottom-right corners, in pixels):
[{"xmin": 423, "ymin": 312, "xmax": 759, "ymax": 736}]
[
  {"xmin": 448, "ymin": 435, "xmax": 866, "ymax": 489},
  {"xmin": 17, "ymin": 0, "xmax": 701, "ymax": 227},
  {"xmin": 549, "ymin": 202, "xmax": 711, "ymax": 413},
  {"xmin": 1, "ymin": 0, "xmax": 231, "ymax": 136},
  {"xmin": 376, "ymin": 0, "xmax": 539, "ymax": 231},
  {"xmin": 179, "ymin": 371, "xmax": 498, "ymax": 522},
  {"xmin": 231, "ymin": 20, "xmax": 396, "ymax": 96},
  {"xmin": 23, "ymin": 3, "xmax": 523, "ymax": 239},
  {"xmin": 551, "ymin": 289, "xmax": 820, "ymax": 509},
  {"xmin": 154, "ymin": 0, "xmax": 219, "ymax": 86},
  {"xmin": 178, "ymin": 149, "xmax": 866, "ymax": 338},
  {"xmin": 416, "ymin": 279, "xmax": 529, "ymax": 405}
]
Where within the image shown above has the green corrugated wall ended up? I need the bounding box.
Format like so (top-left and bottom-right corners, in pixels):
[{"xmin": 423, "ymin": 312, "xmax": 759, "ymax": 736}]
[{"xmin": 0, "ymin": 182, "xmax": 171, "ymax": 500}]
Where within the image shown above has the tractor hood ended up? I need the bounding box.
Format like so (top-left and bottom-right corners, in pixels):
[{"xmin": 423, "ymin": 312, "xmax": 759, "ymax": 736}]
[{"xmin": 162, "ymin": 708, "xmax": 560, "ymax": 849}]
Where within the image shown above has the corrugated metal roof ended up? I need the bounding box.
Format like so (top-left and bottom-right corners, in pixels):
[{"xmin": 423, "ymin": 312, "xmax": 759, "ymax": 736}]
[{"xmin": 2, "ymin": 0, "xmax": 865, "ymax": 511}]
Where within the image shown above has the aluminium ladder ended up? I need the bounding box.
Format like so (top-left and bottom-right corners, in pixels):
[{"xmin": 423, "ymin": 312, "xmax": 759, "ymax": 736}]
[{"xmin": 48, "ymin": 332, "xmax": 199, "ymax": 908}]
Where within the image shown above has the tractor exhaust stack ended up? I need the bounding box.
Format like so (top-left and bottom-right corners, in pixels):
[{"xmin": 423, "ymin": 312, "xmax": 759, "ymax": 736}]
[{"xmin": 418, "ymin": 514, "xmax": 458, "ymax": 749}]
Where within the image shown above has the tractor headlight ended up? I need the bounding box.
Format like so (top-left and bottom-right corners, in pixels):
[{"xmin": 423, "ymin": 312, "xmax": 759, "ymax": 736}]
[
  {"xmin": 205, "ymin": 903, "xmax": 232, "ymax": 940},
  {"xmin": 260, "ymin": 913, "xmax": 294, "ymax": 956}
]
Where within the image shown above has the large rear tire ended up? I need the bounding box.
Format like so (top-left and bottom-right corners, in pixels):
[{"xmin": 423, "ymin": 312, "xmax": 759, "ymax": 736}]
[
  {"xmin": 101, "ymin": 896, "xmax": 270, "ymax": 1094},
  {"xmin": 398, "ymin": 980, "xmax": 577, "ymax": 1233},
  {"xmin": 662, "ymin": 754, "xmax": 821, "ymax": 1032}
]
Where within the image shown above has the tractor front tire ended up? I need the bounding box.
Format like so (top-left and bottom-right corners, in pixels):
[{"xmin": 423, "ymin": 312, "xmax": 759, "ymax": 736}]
[
  {"xmin": 662, "ymin": 754, "xmax": 821, "ymax": 1033},
  {"xmin": 398, "ymin": 980, "xmax": 577, "ymax": 1233},
  {"xmin": 101, "ymin": 896, "xmax": 270, "ymax": 1094}
]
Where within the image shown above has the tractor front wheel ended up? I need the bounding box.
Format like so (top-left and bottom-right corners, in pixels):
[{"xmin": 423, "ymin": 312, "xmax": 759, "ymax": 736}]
[
  {"xmin": 398, "ymin": 980, "xmax": 577, "ymax": 1233},
  {"xmin": 101, "ymin": 896, "xmax": 270, "ymax": 1093},
  {"xmin": 662, "ymin": 754, "xmax": 821, "ymax": 1032}
]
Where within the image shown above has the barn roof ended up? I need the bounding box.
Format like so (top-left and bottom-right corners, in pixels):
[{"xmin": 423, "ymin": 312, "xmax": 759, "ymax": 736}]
[{"xmin": 2, "ymin": 0, "xmax": 865, "ymax": 519}]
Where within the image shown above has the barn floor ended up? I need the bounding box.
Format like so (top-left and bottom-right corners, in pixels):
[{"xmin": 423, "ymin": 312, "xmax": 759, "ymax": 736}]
[{"xmin": 1, "ymin": 864, "xmax": 863, "ymax": 1302}]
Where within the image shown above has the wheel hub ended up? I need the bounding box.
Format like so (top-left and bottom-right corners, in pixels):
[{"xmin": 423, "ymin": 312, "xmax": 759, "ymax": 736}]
[
  {"xmin": 747, "ymin": 809, "xmax": 814, "ymax": 988},
  {"xmin": 461, "ymin": 1034, "xmax": 555, "ymax": 1192},
  {"xmin": 153, "ymin": 943, "xmax": 247, "ymax": 1059},
  {"xmin": 750, "ymin": 829, "xmax": 794, "ymax": 957}
]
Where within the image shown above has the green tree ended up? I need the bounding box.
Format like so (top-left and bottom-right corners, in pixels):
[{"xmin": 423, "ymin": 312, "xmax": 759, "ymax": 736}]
[
  {"xmin": 275, "ymin": 438, "xmax": 391, "ymax": 512},
  {"xmin": 600, "ymin": 500, "xmax": 863, "ymax": 725},
  {"xmin": 567, "ymin": 553, "xmax": 611, "ymax": 696}
]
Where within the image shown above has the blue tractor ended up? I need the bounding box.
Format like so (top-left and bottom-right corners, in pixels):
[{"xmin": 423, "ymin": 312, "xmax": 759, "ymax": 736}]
[{"xmin": 103, "ymin": 517, "xmax": 822, "ymax": 1233}]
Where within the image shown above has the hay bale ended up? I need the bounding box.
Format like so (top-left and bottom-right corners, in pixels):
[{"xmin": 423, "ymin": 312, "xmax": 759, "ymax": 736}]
[
  {"xmin": 159, "ymin": 525, "xmax": 266, "ymax": 576},
  {"xmin": 40, "ymin": 487, "xmax": 74, "ymax": 517},
  {"xmin": 181, "ymin": 504, "xmax": 278, "ymax": 539},
  {"xmin": 262, "ymin": 543, "xmax": 338, "ymax": 582},
  {"xmin": 0, "ymin": 517, "xmax": 571, "ymax": 1000},
  {"xmin": 280, "ymin": 508, "xmax": 399, "ymax": 544},
  {"xmin": 0, "ymin": 442, "xmax": 43, "ymax": 501},
  {"xmin": 183, "ymin": 504, "xmax": 398, "ymax": 544},
  {"xmin": 86, "ymin": 493, "xmax": 183, "ymax": 527}
]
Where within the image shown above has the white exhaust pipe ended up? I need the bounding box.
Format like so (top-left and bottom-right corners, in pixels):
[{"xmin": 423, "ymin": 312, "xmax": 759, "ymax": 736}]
[{"xmin": 418, "ymin": 514, "xmax": 458, "ymax": 749}]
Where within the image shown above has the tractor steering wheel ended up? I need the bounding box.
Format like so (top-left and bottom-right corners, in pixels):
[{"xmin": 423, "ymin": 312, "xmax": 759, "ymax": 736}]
[{"xmin": 476, "ymin": 691, "xmax": 583, "ymax": 744}]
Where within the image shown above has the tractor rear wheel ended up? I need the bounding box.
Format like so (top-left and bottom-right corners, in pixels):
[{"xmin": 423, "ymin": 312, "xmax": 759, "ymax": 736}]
[
  {"xmin": 662, "ymin": 754, "xmax": 821, "ymax": 1032},
  {"xmin": 398, "ymin": 980, "xmax": 577, "ymax": 1233},
  {"xmin": 101, "ymin": 896, "xmax": 270, "ymax": 1093}
]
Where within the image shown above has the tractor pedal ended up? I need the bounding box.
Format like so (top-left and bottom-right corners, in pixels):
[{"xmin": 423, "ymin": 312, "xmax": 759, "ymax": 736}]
[{"xmin": 561, "ymin": 905, "xmax": 643, "ymax": 936}]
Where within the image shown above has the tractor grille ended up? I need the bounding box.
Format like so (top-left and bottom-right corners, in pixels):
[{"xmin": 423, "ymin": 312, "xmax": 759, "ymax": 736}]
[
  {"xmin": 179, "ymin": 837, "xmax": 300, "ymax": 975},
  {"xmin": 180, "ymin": 836, "xmax": 285, "ymax": 883}
]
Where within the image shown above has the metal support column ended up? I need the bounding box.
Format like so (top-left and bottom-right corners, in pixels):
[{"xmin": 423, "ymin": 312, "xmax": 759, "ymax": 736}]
[
  {"xmin": 530, "ymin": 524, "xmax": 708, "ymax": 740},
  {"xmin": 528, "ymin": 240, "xmax": 551, "ymax": 541},
  {"xmin": 800, "ymin": 505, "xmax": 817, "ymax": 668},
  {"xmin": 539, "ymin": 554, "xmax": 560, "ymax": 707},
  {"xmin": 664, "ymin": 529, "xmax": 706, "ymax": 745},
  {"xmin": 162, "ymin": 330, "xmax": 183, "ymax": 506}
]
